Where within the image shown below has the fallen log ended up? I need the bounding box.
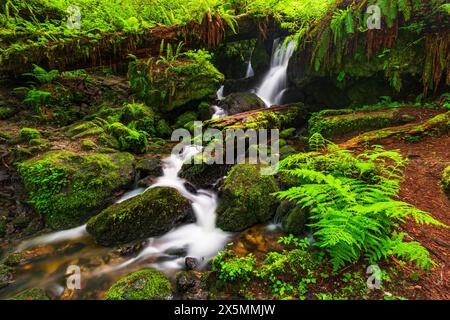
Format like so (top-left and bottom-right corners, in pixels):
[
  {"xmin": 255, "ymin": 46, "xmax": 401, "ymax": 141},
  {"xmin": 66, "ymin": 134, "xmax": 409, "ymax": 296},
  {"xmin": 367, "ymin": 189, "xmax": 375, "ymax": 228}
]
[{"xmin": 0, "ymin": 15, "xmax": 286, "ymax": 77}]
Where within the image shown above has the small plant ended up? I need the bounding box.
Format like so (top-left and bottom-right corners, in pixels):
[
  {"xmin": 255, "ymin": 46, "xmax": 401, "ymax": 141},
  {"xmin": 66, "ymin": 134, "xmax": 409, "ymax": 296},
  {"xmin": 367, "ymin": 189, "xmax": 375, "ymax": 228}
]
[
  {"xmin": 211, "ymin": 250, "xmax": 256, "ymax": 283},
  {"xmin": 24, "ymin": 64, "xmax": 59, "ymax": 84}
]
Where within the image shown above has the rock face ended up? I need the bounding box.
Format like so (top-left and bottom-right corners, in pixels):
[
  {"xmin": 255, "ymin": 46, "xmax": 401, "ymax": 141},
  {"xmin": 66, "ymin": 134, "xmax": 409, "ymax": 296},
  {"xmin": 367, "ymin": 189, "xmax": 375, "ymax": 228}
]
[
  {"xmin": 216, "ymin": 164, "xmax": 279, "ymax": 232},
  {"xmin": 18, "ymin": 151, "xmax": 135, "ymax": 230},
  {"xmin": 179, "ymin": 156, "xmax": 231, "ymax": 190},
  {"xmin": 105, "ymin": 269, "xmax": 172, "ymax": 300},
  {"xmin": 86, "ymin": 187, "xmax": 193, "ymax": 246},
  {"xmin": 218, "ymin": 92, "xmax": 266, "ymax": 115}
]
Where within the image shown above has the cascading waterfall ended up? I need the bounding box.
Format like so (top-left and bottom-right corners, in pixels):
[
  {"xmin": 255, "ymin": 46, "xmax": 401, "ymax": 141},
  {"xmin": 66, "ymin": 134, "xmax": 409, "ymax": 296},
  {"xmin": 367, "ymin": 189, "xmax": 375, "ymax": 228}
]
[
  {"xmin": 245, "ymin": 49, "xmax": 255, "ymax": 78},
  {"xmin": 255, "ymin": 39, "xmax": 295, "ymax": 107},
  {"xmin": 3, "ymin": 88, "xmax": 231, "ymax": 298}
]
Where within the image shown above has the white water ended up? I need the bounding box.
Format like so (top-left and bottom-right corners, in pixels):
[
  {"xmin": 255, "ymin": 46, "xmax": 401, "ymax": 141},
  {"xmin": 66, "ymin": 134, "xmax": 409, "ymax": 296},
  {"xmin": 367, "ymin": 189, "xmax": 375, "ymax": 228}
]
[
  {"xmin": 216, "ymin": 85, "xmax": 225, "ymax": 100},
  {"xmin": 255, "ymin": 39, "xmax": 295, "ymax": 107},
  {"xmin": 13, "ymin": 90, "xmax": 230, "ymax": 274},
  {"xmin": 245, "ymin": 61, "xmax": 254, "ymax": 78},
  {"xmin": 119, "ymin": 145, "xmax": 229, "ymax": 270}
]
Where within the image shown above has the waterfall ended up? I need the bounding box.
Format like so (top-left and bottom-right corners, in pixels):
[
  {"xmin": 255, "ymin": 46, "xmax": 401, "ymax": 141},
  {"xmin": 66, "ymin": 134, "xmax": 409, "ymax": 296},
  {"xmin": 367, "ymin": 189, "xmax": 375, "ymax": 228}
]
[
  {"xmin": 255, "ymin": 39, "xmax": 295, "ymax": 107},
  {"xmin": 245, "ymin": 60, "xmax": 254, "ymax": 78}
]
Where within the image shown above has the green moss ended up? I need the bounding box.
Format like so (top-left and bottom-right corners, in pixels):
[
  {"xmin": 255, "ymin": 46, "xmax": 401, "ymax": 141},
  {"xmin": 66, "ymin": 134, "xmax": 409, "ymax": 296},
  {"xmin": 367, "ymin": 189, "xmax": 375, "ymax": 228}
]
[
  {"xmin": 4, "ymin": 252, "xmax": 24, "ymax": 266},
  {"xmin": 129, "ymin": 50, "xmax": 224, "ymax": 112},
  {"xmin": 18, "ymin": 151, "xmax": 135, "ymax": 230},
  {"xmin": 0, "ymin": 264, "xmax": 13, "ymax": 289},
  {"xmin": 121, "ymin": 103, "xmax": 157, "ymax": 135},
  {"xmin": 442, "ymin": 166, "xmax": 450, "ymax": 198},
  {"xmin": 175, "ymin": 111, "xmax": 198, "ymax": 128},
  {"xmin": 280, "ymin": 128, "xmax": 296, "ymax": 139},
  {"xmin": 308, "ymin": 109, "xmax": 409, "ymax": 137},
  {"xmin": 216, "ymin": 164, "xmax": 279, "ymax": 232},
  {"xmin": 9, "ymin": 288, "xmax": 50, "ymax": 300},
  {"xmin": 205, "ymin": 106, "xmax": 300, "ymax": 131},
  {"xmin": 0, "ymin": 106, "xmax": 14, "ymax": 119},
  {"xmin": 108, "ymin": 122, "xmax": 148, "ymax": 154},
  {"xmin": 20, "ymin": 128, "xmax": 41, "ymax": 141},
  {"xmin": 282, "ymin": 206, "xmax": 308, "ymax": 235},
  {"xmin": 81, "ymin": 139, "xmax": 97, "ymax": 150},
  {"xmin": 87, "ymin": 187, "xmax": 192, "ymax": 246},
  {"xmin": 106, "ymin": 269, "xmax": 172, "ymax": 300},
  {"xmin": 0, "ymin": 131, "xmax": 13, "ymax": 141}
]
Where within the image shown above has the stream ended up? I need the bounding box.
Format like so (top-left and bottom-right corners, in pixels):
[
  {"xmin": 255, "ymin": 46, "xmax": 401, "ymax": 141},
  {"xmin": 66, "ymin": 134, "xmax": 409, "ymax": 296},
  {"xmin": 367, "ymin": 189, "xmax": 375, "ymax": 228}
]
[{"xmin": 0, "ymin": 38, "xmax": 295, "ymax": 300}]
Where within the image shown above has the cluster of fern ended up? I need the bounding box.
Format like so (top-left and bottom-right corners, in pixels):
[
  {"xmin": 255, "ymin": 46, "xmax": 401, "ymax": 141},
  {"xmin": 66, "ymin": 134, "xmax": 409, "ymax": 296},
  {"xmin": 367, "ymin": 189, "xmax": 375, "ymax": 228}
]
[{"xmin": 275, "ymin": 134, "xmax": 446, "ymax": 271}]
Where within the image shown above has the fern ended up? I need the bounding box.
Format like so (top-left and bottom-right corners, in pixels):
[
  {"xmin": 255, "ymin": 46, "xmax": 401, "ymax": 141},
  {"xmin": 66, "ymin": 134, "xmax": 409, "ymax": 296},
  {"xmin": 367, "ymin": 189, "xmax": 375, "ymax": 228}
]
[
  {"xmin": 24, "ymin": 64, "xmax": 59, "ymax": 84},
  {"xmin": 275, "ymin": 137, "xmax": 446, "ymax": 270}
]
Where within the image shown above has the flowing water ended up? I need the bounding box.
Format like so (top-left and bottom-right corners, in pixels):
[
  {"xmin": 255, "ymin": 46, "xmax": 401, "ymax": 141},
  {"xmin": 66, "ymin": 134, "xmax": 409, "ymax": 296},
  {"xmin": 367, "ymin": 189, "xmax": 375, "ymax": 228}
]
[
  {"xmin": 255, "ymin": 39, "xmax": 295, "ymax": 107},
  {"xmin": 0, "ymin": 45, "xmax": 294, "ymax": 299}
]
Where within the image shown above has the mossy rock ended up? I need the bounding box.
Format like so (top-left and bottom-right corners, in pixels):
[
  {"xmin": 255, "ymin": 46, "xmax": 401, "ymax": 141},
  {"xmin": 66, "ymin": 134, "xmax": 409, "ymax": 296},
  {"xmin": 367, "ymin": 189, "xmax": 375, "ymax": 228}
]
[
  {"xmin": 9, "ymin": 288, "xmax": 50, "ymax": 300},
  {"xmin": 282, "ymin": 206, "xmax": 308, "ymax": 235},
  {"xmin": 81, "ymin": 139, "xmax": 97, "ymax": 150},
  {"xmin": 0, "ymin": 106, "xmax": 14, "ymax": 119},
  {"xmin": 106, "ymin": 268, "xmax": 172, "ymax": 300},
  {"xmin": 67, "ymin": 120, "xmax": 105, "ymax": 139},
  {"xmin": 108, "ymin": 122, "xmax": 148, "ymax": 154},
  {"xmin": 175, "ymin": 111, "xmax": 198, "ymax": 129},
  {"xmin": 19, "ymin": 128, "xmax": 41, "ymax": 142},
  {"xmin": 308, "ymin": 109, "xmax": 410, "ymax": 137},
  {"xmin": 18, "ymin": 151, "xmax": 135, "ymax": 230},
  {"xmin": 129, "ymin": 51, "xmax": 224, "ymax": 112},
  {"xmin": 442, "ymin": 166, "xmax": 450, "ymax": 198},
  {"xmin": 86, "ymin": 187, "xmax": 193, "ymax": 246},
  {"xmin": 120, "ymin": 103, "xmax": 158, "ymax": 136},
  {"xmin": 218, "ymin": 92, "xmax": 265, "ymax": 115},
  {"xmin": 0, "ymin": 264, "xmax": 13, "ymax": 289},
  {"xmin": 135, "ymin": 157, "xmax": 163, "ymax": 177},
  {"xmin": 216, "ymin": 164, "xmax": 279, "ymax": 232}
]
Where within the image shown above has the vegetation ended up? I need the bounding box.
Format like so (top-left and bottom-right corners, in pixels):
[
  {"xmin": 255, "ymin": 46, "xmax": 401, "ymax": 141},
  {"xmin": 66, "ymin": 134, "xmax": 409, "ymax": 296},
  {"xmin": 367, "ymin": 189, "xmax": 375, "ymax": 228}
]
[
  {"xmin": 275, "ymin": 136, "xmax": 445, "ymax": 270},
  {"xmin": 0, "ymin": 0, "xmax": 448, "ymax": 302},
  {"xmin": 105, "ymin": 269, "xmax": 172, "ymax": 300}
]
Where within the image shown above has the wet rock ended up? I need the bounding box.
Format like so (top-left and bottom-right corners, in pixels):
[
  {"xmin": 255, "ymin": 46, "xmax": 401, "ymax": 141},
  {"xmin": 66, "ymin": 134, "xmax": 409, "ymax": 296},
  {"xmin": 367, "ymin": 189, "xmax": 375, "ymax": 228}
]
[
  {"xmin": 176, "ymin": 271, "xmax": 208, "ymax": 300},
  {"xmin": 216, "ymin": 164, "xmax": 279, "ymax": 232},
  {"xmin": 218, "ymin": 92, "xmax": 265, "ymax": 115},
  {"xmin": 180, "ymin": 160, "xmax": 231, "ymax": 191},
  {"xmin": 87, "ymin": 187, "xmax": 194, "ymax": 246},
  {"xmin": 116, "ymin": 240, "xmax": 148, "ymax": 257},
  {"xmin": 165, "ymin": 247, "xmax": 188, "ymax": 257},
  {"xmin": 106, "ymin": 268, "xmax": 172, "ymax": 300},
  {"xmin": 185, "ymin": 257, "xmax": 199, "ymax": 271},
  {"xmin": 135, "ymin": 158, "xmax": 163, "ymax": 178}
]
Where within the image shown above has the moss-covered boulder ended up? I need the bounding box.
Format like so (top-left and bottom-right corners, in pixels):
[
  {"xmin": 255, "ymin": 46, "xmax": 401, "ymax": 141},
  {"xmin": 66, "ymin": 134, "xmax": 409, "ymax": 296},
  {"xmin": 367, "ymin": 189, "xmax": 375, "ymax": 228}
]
[
  {"xmin": 308, "ymin": 108, "xmax": 414, "ymax": 137},
  {"xmin": 19, "ymin": 128, "xmax": 41, "ymax": 142},
  {"xmin": 129, "ymin": 50, "xmax": 224, "ymax": 112},
  {"xmin": 0, "ymin": 106, "xmax": 14, "ymax": 119},
  {"xmin": 218, "ymin": 92, "xmax": 266, "ymax": 115},
  {"xmin": 106, "ymin": 268, "xmax": 172, "ymax": 300},
  {"xmin": 18, "ymin": 151, "xmax": 135, "ymax": 230},
  {"xmin": 9, "ymin": 288, "xmax": 50, "ymax": 300},
  {"xmin": 86, "ymin": 187, "xmax": 193, "ymax": 246},
  {"xmin": 179, "ymin": 154, "xmax": 231, "ymax": 190},
  {"xmin": 216, "ymin": 164, "xmax": 279, "ymax": 232},
  {"xmin": 108, "ymin": 122, "xmax": 148, "ymax": 154},
  {"xmin": 442, "ymin": 166, "xmax": 450, "ymax": 198}
]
